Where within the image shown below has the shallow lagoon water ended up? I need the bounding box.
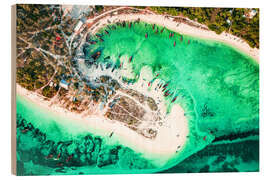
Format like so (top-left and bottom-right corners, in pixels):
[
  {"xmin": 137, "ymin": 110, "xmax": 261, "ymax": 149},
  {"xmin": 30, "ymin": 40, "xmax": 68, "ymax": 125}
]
[{"xmin": 16, "ymin": 21, "xmax": 259, "ymax": 175}]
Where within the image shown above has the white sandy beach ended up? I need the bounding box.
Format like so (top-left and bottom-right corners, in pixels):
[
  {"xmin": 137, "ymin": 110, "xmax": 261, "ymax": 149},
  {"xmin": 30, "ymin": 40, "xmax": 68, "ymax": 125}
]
[
  {"xmin": 17, "ymin": 83, "xmax": 189, "ymax": 166},
  {"xmin": 85, "ymin": 12, "xmax": 259, "ymax": 62}
]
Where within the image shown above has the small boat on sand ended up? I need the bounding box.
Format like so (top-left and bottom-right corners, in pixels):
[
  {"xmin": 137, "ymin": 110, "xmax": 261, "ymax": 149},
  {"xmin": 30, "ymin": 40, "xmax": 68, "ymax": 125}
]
[
  {"xmin": 109, "ymin": 132, "xmax": 114, "ymax": 138},
  {"xmin": 111, "ymin": 66, "xmax": 115, "ymax": 72}
]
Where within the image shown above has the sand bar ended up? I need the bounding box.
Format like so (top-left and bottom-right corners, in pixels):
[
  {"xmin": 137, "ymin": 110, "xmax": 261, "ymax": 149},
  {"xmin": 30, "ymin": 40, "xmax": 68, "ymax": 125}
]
[{"xmin": 16, "ymin": 83, "xmax": 189, "ymax": 166}]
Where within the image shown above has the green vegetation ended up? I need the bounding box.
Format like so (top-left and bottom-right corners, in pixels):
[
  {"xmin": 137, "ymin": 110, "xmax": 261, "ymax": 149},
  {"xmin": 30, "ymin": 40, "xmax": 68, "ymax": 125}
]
[
  {"xmin": 94, "ymin": 5, "xmax": 104, "ymax": 12},
  {"xmin": 149, "ymin": 7, "xmax": 259, "ymax": 48},
  {"xmin": 42, "ymin": 85, "xmax": 57, "ymax": 98},
  {"xmin": 16, "ymin": 4, "xmax": 73, "ymax": 98},
  {"xmin": 17, "ymin": 57, "xmax": 54, "ymax": 91}
]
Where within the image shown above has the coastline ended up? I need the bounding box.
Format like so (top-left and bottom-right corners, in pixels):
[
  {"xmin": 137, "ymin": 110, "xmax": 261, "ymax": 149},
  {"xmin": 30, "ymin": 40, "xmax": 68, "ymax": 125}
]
[
  {"xmin": 16, "ymin": 83, "xmax": 189, "ymax": 166},
  {"xmin": 86, "ymin": 13, "xmax": 259, "ymax": 62}
]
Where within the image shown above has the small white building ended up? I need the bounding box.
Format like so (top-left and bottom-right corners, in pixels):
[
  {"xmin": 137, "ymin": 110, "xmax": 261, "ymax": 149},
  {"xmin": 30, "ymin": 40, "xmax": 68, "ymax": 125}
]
[
  {"xmin": 226, "ymin": 19, "xmax": 231, "ymax": 25},
  {"xmin": 59, "ymin": 80, "xmax": 69, "ymax": 90},
  {"xmin": 248, "ymin": 9, "xmax": 257, "ymax": 18},
  {"xmin": 73, "ymin": 42, "xmax": 78, "ymax": 48},
  {"xmin": 49, "ymin": 81, "xmax": 54, "ymax": 87}
]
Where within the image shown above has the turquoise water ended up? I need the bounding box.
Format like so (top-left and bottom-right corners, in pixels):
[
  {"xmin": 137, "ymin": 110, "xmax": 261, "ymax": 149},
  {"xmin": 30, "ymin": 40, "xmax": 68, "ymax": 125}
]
[
  {"xmin": 16, "ymin": 95, "xmax": 158, "ymax": 175},
  {"xmin": 16, "ymin": 21, "xmax": 259, "ymax": 175}
]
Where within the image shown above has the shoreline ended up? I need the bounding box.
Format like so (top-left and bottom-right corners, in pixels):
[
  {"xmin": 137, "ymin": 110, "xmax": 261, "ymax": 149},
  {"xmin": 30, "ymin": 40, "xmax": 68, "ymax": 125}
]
[
  {"xmin": 86, "ymin": 13, "xmax": 259, "ymax": 62},
  {"xmin": 16, "ymin": 83, "xmax": 189, "ymax": 166}
]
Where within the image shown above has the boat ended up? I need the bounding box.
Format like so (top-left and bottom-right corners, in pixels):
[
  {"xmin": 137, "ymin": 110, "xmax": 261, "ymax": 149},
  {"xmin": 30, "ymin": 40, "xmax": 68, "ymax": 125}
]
[
  {"xmin": 156, "ymin": 73, "xmax": 160, "ymax": 77},
  {"xmin": 104, "ymin": 56, "xmax": 110, "ymax": 60},
  {"xmin": 105, "ymin": 30, "xmax": 109, "ymax": 34},
  {"xmin": 148, "ymin": 82, "xmax": 151, "ymax": 87},
  {"xmin": 169, "ymin": 33, "xmax": 171, "ymax": 38},
  {"xmin": 90, "ymin": 40, "xmax": 97, "ymax": 44},
  {"xmin": 152, "ymin": 24, "xmax": 155, "ymax": 30},
  {"xmin": 180, "ymin": 36, "xmax": 183, "ymax": 41},
  {"xmin": 188, "ymin": 40, "xmax": 190, "ymax": 44},
  {"xmin": 99, "ymin": 38, "xmax": 104, "ymax": 42},
  {"xmin": 129, "ymin": 56, "xmax": 133, "ymax": 62},
  {"xmin": 172, "ymin": 33, "xmax": 174, "ymax": 37},
  {"xmin": 66, "ymin": 155, "xmax": 73, "ymax": 163},
  {"xmin": 100, "ymin": 64, "xmax": 104, "ymax": 71},
  {"xmin": 145, "ymin": 33, "xmax": 148, "ymax": 38},
  {"xmin": 111, "ymin": 66, "xmax": 115, "ymax": 72},
  {"xmin": 171, "ymin": 96, "xmax": 177, "ymax": 103},
  {"xmin": 203, "ymin": 136, "xmax": 207, "ymax": 141},
  {"xmin": 96, "ymin": 33, "xmax": 103, "ymax": 38},
  {"xmin": 163, "ymin": 83, "xmax": 169, "ymax": 88},
  {"xmin": 155, "ymin": 29, "xmax": 158, "ymax": 34},
  {"xmin": 129, "ymin": 22, "xmax": 132, "ymax": 28},
  {"xmin": 174, "ymin": 41, "xmax": 176, "ymax": 47},
  {"xmin": 91, "ymin": 51, "xmax": 101, "ymax": 60},
  {"xmin": 161, "ymin": 27, "xmax": 165, "ymax": 33},
  {"xmin": 164, "ymin": 90, "xmax": 170, "ymax": 97},
  {"xmin": 109, "ymin": 132, "xmax": 114, "ymax": 138}
]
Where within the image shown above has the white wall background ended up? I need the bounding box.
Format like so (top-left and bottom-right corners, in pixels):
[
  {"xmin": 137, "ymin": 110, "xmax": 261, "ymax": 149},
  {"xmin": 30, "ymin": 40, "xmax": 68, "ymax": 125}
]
[{"xmin": 1, "ymin": 0, "xmax": 269, "ymax": 179}]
